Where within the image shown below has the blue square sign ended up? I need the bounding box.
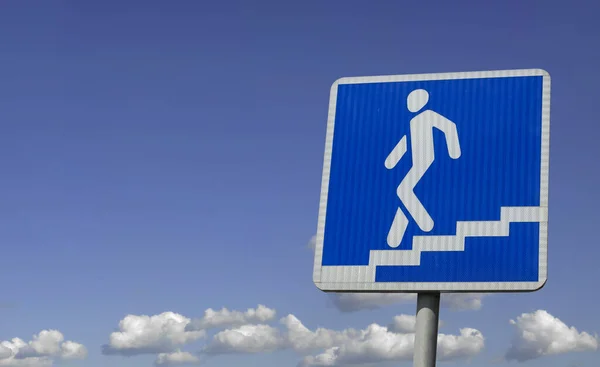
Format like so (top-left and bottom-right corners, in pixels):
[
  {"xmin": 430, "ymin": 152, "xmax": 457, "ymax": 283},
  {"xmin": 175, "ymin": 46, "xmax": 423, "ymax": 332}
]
[{"xmin": 313, "ymin": 69, "xmax": 550, "ymax": 292}]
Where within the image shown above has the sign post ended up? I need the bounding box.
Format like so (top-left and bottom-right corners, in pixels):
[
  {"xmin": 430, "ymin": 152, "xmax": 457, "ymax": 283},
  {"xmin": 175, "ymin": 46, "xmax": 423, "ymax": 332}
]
[
  {"xmin": 313, "ymin": 69, "xmax": 551, "ymax": 366},
  {"xmin": 414, "ymin": 293, "xmax": 440, "ymax": 367}
]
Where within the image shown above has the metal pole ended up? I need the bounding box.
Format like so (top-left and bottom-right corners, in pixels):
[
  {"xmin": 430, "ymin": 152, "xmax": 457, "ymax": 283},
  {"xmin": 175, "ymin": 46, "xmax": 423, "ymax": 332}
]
[{"xmin": 413, "ymin": 292, "xmax": 441, "ymax": 367}]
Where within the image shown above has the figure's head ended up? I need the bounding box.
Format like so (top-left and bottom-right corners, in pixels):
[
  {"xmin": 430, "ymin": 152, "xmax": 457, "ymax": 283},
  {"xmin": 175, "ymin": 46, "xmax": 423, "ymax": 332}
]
[{"xmin": 407, "ymin": 89, "xmax": 429, "ymax": 112}]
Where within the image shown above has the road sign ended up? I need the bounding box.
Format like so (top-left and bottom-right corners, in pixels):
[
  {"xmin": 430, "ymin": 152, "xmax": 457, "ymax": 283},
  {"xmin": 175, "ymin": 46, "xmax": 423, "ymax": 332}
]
[{"xmin": 313, "ymin": 69, "xmax": 550, "ymax": 293}]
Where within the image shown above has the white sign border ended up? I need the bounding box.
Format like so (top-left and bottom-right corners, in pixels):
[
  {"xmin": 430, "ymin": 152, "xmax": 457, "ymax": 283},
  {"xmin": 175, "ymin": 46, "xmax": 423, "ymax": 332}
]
[{"xmin": 313, "ymin": 69, "xmax": 550, "ymax": 293}]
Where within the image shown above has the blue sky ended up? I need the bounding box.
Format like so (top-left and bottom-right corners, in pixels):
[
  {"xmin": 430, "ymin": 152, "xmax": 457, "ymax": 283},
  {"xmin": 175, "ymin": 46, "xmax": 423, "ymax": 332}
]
[{"xmin": 0, "ymin": 1, "xmax": 598, "ymax": 366}]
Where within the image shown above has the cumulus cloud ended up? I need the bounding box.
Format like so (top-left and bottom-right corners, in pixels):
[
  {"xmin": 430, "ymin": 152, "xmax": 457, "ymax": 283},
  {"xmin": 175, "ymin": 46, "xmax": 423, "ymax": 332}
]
[
  {"xmin": 298, "ymin": 323, "xmax": 414, "ymax": 366},
  {"xmin": 103, "ymin": 305, "xmax": 276, "ymax": 357},
  {"xmin": 329, "ymin": 293, "xmax": 485, "ymax": 313},
  {"xmin": 201, "ymin": 315, "xmax": 357, "ymax": 356},
  {"xmin": 59, "ymin": 341, "xmax": 88, "ymax": 360},
  {"xmin": 204, "ymin": 324, "xmax": 284, "ymax": 355},
  {"xmin": 0, "ymin": 346, "xmax": 11, "ymax": 360},
  {"xmin": 437, "ymin": 328, "xmax": 484, "ymax": 361},
  {"xmin": 201, "ymin": 313, "xmax": 484, "ymax": 366},
  {"xmin": 0, "ymin": 330, "xmax": 86, "ymax": 366},
  {"xmin": 298, "ymin": 323, "xmax": 484, "ymax": 366},
  {"xmin": 103, "ymin": 304, "xmax": 485, "ymax": 366},
  {"xmin": 204, "ymin": 314, "xmax": 359, "ymax": 355},
  {"xmin": 186, "ymin": 305, "xmax": 276, "ymax": 331},
  {"xmin": 388, "ymin": 315, "xmax": 417, "ymax": 333},
  {"xmin": 282, "ymin": 315, "xmax": 361, "ymax": 353},
  {"xmin": 505, "ymin": 310, "xmax": 599, "ymax": 362},
  {"xmin": 155, "ymin": 350, "xmax": 200, "ymax": 366},
  {"xmin": 102, "ymin": 312, "xmax": 205, "ymax": 356}
]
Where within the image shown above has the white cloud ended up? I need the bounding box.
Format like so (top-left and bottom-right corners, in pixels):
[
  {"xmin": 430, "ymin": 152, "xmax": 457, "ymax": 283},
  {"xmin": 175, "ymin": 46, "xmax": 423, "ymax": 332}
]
[
  {"xmin": 59, "ymin": 341, "xmax": 88, "ymax": 360},
  {"xmin": 437, "ymin": 328, "xmax": 484, "ymax": 361},
  {"xmin": 204, "ymin": 324, "xmax": 284, "ymax": 354},
  {"xmin": 388, "ymin": 315, "xmax": 417, "ymax": 333},
  {"xmin": 186, "ymin": 305, "xmax": 276, "ymax": 331},
  {"xmin": 281, "ymin": 315, "xmax": 360, "ymax": 353},
  {"xmin": 0, "ymin": 346, "xmax": 12, "ymax": 360},
  {"xmin": 505, "ymin": 310, "xmax": 599, "ymax": 362},
  {"xmin": 102, "ymin": 304, "xmax": 485, "ymax": 365},
  {"xmin": 329, "ymin": 293, "xmax": 485, "ymax": 313},
  {"xmin": 203, "ymin": 314, "xmax": 358, "ymax": 355},
  {"xmin": 0, "ymin": 330, "xmax": 86, "ymax": 367},
  {"xmin": 103, "ymin": 305, "xmax": 276, "ymax": 357},
  {"xmin": 155, "ymin": 350, "xmax": 200, "ymax": 366},
  {"xmin": 299, "ymin": 323, "xmax": 484, "ymax": 366},
  {"xmin": 201, "ymin": 312, "xmax": 483, "ymax": 366},
  {"xmin": 202, "ymin": 315, "xmax": 357, "ymax": 356},
  {"xmin": 298, "ymin": 323, "xmax": 414, "ymax": 366},
  {"xmin": 102, "ymin": 312, "xmax": 205, "ymax": 356}
]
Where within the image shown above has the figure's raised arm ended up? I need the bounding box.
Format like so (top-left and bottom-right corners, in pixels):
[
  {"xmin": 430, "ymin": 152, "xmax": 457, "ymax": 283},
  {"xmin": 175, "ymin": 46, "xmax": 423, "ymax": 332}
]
[
  {"xmin": 431, "ymin": 112, "xmax": 461, "ymax": 159},
  {"xmin": 385, "ymin": 135, "xmax": 407, "ymax": 169}
]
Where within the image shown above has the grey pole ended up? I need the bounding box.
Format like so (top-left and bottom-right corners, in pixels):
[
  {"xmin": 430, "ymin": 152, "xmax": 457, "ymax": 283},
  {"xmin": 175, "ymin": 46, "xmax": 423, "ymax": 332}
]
[{"xmin": 413, "ymin": 292, "xmax": 441, "ymax": 367}]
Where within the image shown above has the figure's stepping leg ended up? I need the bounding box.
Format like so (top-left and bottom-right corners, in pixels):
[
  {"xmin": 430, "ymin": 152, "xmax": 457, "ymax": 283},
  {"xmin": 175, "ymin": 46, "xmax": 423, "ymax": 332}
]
[
  {"xmin": 398, "ymin": 187, "xmax": 434, "ymax": 232},
  {"xmin": 387, "ymin": 207, "xmax": 409, "ymax": 248},
  {"xmin": 408, "ymin": 193, "xmax": 434, "ymax": 232},
  {"xmin": 397, "ymin": 168, "xmax": 435, "ymax": 232}
]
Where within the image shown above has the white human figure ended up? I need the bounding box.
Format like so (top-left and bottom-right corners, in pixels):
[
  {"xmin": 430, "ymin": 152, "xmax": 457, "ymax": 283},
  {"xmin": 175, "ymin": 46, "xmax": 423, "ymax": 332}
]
[{"xmin": 385, "ymin": 89, "xmax": 461, "ymax": 248}]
